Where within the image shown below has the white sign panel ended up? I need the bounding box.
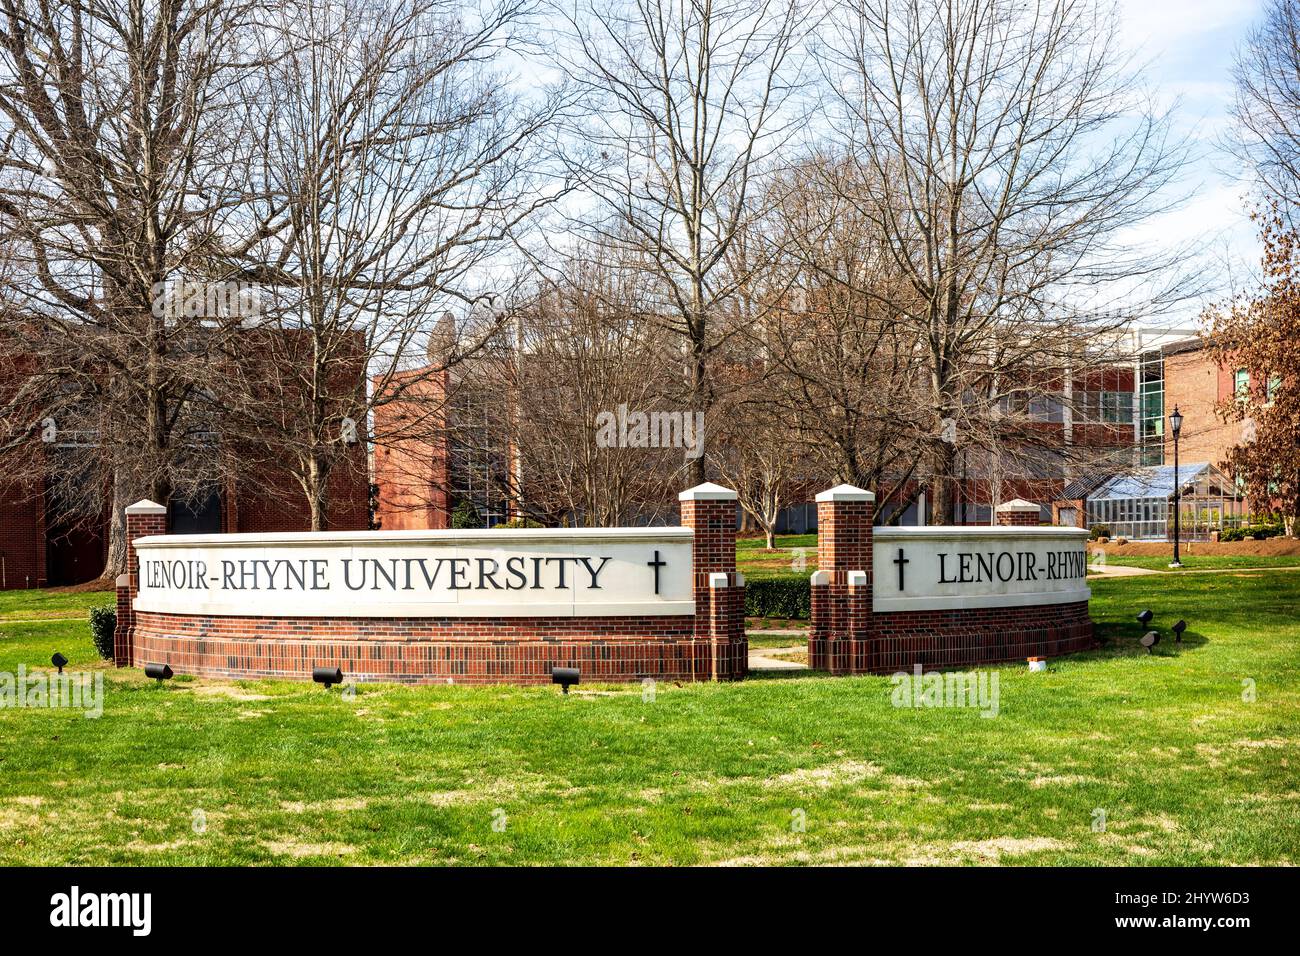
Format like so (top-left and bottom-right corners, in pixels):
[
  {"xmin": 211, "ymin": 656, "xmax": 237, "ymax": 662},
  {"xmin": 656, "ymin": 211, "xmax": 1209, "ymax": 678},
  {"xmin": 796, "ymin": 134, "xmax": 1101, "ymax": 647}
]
[
  {"xmin": 133, "ymin": 528, "xmax": 693, "ymax": 618},
  {"xmin": 873, "ymin": 527, "xmax": 1090, "ymax": 612}
]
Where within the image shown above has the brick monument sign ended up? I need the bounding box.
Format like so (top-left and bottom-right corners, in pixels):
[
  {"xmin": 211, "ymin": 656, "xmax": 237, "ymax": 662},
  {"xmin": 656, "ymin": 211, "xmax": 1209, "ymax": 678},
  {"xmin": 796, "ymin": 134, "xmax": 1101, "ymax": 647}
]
[
  {"xmin": 115, "ymin": 483, "xmax": 746, "ymax": 685},
  {"xmin": 115, "ymin": 482, "xmax": 1092, "ymax": 686}
]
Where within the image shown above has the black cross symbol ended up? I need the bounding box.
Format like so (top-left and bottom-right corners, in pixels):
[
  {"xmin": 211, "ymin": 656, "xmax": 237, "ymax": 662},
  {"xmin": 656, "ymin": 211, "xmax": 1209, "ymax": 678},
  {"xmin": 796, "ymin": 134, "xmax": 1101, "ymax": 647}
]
[
  {"xmin": 647, "ymin": 550, "xmax": 666, "ymax": 594},
  {"xmin": 893, "ymin": 548, "xmax": 909, "ymax": 590}
]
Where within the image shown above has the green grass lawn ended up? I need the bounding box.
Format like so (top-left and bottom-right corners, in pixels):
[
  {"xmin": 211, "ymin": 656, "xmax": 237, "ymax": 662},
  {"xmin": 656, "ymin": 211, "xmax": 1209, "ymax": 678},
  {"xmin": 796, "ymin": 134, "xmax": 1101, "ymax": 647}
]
[
  {"xmin": 0, "ymin": 572, "xmax": 1296, "ymax": 866},
  {"xmin": 737, "ymin": 534, "xmax": 816, "ymax": 580},
  {"xmin": 0, "ymin": 586, "xmax": 112, "ymax": 621}
]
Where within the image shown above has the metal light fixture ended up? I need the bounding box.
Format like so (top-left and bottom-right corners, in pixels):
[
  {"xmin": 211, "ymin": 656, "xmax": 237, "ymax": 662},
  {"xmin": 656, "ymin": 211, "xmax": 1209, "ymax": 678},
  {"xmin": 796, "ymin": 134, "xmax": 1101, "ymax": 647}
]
[
  {"xmin": 144, "ymin": 662, "xmax": 173, "ymax": 681},
  {"xmin": 312, "ymin": 666, "xmax": 343, "ymax": 689},
  {"xmin": 551, "ymin": 666, "xmax": 580, "ymax": 694},
  {"xmin": 50, "ymin": 652, "xmax": 68, "ymax": 674},
  {"xmin": 1172, "ymin": 620, "xmax": 1187, "ymax": 642},
  {"xmin": 1136, "ymin": 609, "xmax": 1153, "ymax": 627},
  {"xmin": 1170, "ymin": 405, "xmax": 1184, "ymax": 568},
  {"xmin": 1140, "ymin": 631, "xmax": 1160, "ymax": 653}
]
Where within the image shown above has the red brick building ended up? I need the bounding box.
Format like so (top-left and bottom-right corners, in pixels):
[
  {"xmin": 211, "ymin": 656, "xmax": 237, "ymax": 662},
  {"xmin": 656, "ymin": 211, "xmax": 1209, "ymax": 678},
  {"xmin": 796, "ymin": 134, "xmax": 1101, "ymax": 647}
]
[
  {"xmin": 0, "ymin": 329, "xmax": 371, "ymax": 589},
  {"xmin": 371, "ymin": 366, "xmax": 452, "ymax": 530},
  {"xmin": 0, "ymin": 448, "xmax": 368, "ymax": 589},
  {"xmin": 368, "ymin": 327, "xmax": 1253, "ymax": 538}
]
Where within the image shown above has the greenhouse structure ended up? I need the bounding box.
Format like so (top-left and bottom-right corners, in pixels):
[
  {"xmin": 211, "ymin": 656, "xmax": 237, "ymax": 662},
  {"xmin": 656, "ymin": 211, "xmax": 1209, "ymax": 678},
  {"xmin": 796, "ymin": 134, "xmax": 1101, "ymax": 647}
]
[{"xmin": 1083, "ymin": 462, "xmax": 1244, "ymax": 541}]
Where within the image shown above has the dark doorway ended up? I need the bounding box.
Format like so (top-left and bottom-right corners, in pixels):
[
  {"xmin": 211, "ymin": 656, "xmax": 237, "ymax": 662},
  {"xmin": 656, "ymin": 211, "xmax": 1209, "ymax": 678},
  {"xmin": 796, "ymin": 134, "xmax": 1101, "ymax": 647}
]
[
  {"xmin": 170, "ymin": 486, "xmax": 223, "ymax": 534},
  {"xmin": 44, "ymin": 482, "xmax": 106, "ymax": 586}
]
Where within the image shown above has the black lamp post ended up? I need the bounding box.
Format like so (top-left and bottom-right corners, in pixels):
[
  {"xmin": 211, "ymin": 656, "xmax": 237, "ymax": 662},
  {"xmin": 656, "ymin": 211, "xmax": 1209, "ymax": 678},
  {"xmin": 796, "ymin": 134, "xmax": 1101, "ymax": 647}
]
[{"xmin": 1170, "ymin": 405, "xmax": 1183, "ymax": 567}]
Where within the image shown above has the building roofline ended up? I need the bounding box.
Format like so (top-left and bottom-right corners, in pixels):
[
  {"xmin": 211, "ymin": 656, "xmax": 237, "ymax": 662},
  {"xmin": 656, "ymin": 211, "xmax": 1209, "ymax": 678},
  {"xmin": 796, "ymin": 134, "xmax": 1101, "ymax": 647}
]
[{"xmin": 1159, "ymin": 335, "xmax": 1206, "ymax": 357}]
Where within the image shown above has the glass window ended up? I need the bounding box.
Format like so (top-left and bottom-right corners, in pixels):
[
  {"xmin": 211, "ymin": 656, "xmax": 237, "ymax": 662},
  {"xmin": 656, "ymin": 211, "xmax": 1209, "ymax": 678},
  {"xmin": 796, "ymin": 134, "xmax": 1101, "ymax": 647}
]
[{"xmin": 1235, "ymin": 369, "xmax": 1250, "ymax": 400}]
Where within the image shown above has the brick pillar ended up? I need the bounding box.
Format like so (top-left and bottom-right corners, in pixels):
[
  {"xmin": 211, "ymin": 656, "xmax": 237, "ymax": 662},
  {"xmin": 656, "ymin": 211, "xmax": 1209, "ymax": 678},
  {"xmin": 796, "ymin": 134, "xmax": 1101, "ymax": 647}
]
[
  {"xmin": 679, "ymin": 483, "xmax": 743, "ymax": 681},
  {"xmin": 996, "ymin": 499, "xmax": 1040, "ymax": 527},
  {"xmin": 114, "ymin": 500, "xmax": 168, "ymax": 667},
  {"xmin": 112, "ymin": 574, "xmax": 132, "ymax": 667},
  {"xmin": 810, "ymin": 484, "xmax": 874, "ymax": 674}
]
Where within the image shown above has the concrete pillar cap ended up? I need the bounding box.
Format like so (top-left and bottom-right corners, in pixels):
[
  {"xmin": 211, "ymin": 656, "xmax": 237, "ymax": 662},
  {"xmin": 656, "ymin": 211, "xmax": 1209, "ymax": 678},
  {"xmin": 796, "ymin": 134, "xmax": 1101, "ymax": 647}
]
[
  {"xmin": 814, "ymin": 484, "xmax": 875, "ymax": 503},
  {"xmin": 125, "ymin": 499, "xmax": 168, "ymax": 516},
  {"xmin": 995, "ymin": 499, "xmax": 1040, "ymax": 512},
  {"xmin": 678, "ymin": 482, "xmax": 737, "ymax": 501}
]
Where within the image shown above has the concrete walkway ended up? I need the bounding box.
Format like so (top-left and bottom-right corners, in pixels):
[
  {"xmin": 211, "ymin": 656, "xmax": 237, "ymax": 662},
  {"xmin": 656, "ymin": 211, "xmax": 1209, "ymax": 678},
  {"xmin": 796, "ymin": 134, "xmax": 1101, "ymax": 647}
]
[
  {"xmin": 748, "ymin": 643, "xmax": 809, "ymax": 672},
  {"xmin": 1088, "ymin": 564, "xmax": 1158, "ymax": 577}
]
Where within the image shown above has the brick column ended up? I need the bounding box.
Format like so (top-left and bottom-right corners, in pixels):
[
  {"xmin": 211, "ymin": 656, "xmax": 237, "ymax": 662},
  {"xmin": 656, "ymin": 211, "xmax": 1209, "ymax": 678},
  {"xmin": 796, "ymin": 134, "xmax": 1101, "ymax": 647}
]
[
  {"xmin": 996, "ymin": 499, "xmax": 1040, "ymax": 527},
  {"xmin": 114, "ymin": 499, "xmax": 167, "ymax": 667},
  {"xmin": 112, "ymin": 574, "xmax": 132, "ymax": 667},
  {"xmin": 679, "ymin": 483, "xmax": 743, "ymax": 681},
  {"xmin": 810, "ymin": 484, "xmax": 874, "ymax": 674}
]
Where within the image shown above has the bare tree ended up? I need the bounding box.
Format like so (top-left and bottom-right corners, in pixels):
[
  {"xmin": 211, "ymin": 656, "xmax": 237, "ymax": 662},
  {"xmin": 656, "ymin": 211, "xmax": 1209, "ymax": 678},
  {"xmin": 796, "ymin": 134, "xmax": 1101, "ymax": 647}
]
[
  {"xmin": 821, "ymin": 0, "xmax": 1189, "ymax": 523},
  {"xmin": 461, "ymin": 246, "xmax": 687, "ymax": 526},
  {"xmin": 743, "ymin": 157, "xmax": 929, "ymax": 515},
  {"xmin": 708, "ymin": 389, "xmax": 806, "ymax": 547},
  {"xmin": 0, "ymin": 0, "xmax": 263, "ymax": 577},
  {"xmin": 552, "ymin": 0, "xmax": 809, "ymax": 483},
  {"xmin": 1231, "ymin": 0, "xmax": 1300, "ymax": 222},
  {"xmin": 224, "ymin": 0, "xmax": 569, "ymax": 529}
]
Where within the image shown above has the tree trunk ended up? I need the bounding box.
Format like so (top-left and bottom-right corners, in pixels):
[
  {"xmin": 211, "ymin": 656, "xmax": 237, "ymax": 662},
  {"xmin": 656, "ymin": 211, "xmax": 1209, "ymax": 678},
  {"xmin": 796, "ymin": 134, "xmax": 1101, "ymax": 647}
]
[
  {"xmin": 689, "ymin": 334, "xmax": 707, "ymax": 486},
  {"xmin": 308, "ymin": 452, "xmax": 331, "ymax": 531},
  {"xmin": 764, "ymin": 527, "xmax": 775, "ymax": 549},
  {"xmin": 99, "ymin": 474, "xmax": 132, "ymax": 583},
  {"xmin": 929, "ymin": 439, "xmax": 956, "ymax": 526}
]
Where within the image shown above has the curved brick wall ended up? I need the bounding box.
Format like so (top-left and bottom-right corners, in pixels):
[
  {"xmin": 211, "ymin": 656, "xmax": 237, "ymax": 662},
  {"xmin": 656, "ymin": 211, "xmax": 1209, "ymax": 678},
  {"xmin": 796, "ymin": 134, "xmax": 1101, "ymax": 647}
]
[
  {"xmin": 869, "ymin": 600, "xmax": 1094, "ymax": 673},
  {"xmin": 132, "ymin": 611, "xmax": 747, "ymax": 684}
]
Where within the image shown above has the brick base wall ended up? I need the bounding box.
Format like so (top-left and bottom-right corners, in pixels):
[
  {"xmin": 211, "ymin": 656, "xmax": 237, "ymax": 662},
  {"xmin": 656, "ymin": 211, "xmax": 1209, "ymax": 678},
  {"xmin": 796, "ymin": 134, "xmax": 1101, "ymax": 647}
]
[
  {"xmin": 133, "ymin": 611, "xmax": 747, "ymax": 684},
  {"xmin": 866, "ymin": 601, "xmax": 1094, "ymax": 673}
]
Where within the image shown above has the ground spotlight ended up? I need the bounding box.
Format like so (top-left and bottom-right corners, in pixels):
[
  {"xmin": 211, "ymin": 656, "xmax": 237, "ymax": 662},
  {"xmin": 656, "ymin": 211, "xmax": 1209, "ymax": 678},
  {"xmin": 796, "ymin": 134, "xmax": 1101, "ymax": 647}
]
[
  {"xmin": 1140, "ymin": 631, "xmax": 1160, "ymax": 653},
  {"xmin": 1136, "ymin": 609, "xmax": 1153, "ymax": 627},
  {"xmin": 312, "ymin": 666, "xmax": 343, "ymax": 689},
  {"xmin": 551, "ymin": 666, "xmax": 580, "ymax": 694},
  {"xmin": 1172, "ymin": 620, "xmax": 1187, "ymax": 642},
  {"xmin": 50, "ymin": 652, "xmax": 68, "ymax": 674},
  {"xmin": 144, "ymin": 662, "xmax": 173, "ymax": 682}
]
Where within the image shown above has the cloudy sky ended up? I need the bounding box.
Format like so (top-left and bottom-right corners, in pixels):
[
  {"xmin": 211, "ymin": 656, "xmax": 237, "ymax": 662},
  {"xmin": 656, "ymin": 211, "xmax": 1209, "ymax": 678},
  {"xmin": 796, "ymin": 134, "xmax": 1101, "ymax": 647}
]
[{"xmin": 1117, "ymin": 0, "xmax": 1264, "ymax": 324}]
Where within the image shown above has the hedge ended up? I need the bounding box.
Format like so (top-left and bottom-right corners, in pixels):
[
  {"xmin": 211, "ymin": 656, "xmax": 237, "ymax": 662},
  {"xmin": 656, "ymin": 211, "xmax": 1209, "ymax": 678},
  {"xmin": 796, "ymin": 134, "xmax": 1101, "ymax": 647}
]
[
  {"xmin": 88, "ymin": 604, "xmax": 116, "ymax": 660},
  {"xmin": 1220, "ymin": 524, "xmax": 1285, "ymax": 542},
  {"xmin": 744, "ymin": 576, "xmax": 810, "ymax": 620}
]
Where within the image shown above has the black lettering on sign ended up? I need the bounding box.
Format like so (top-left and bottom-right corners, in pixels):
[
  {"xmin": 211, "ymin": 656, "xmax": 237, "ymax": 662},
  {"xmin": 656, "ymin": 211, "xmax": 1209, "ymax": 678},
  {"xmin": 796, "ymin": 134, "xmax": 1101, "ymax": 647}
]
[
  {"xmin": 506, "ymin": 556, "xmax": 528, "ymax": 590},
  {"xmin": 146, "ymin": 551, "xmax": 665, "ymax": 595}
]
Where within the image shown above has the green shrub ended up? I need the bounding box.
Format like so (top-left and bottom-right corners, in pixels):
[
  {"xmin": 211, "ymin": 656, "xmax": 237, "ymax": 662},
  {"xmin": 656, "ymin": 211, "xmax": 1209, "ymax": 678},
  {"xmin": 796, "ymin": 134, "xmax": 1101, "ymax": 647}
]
[
  {"xmin": 1089, "ymin": 524, "xmax": 1111, "ymax": 539},
  {"xmin": 744, "ymin": 576, "xmax": 810, "ymax": 620},
  {"xmin": 450, "ymin": 501, "xmax": 482, "ymax": 529},
  {"xmin": 496, "ymin": 516, "xmax": 543, "ymax": 529},
  {"xmin": 1221, "ymin": 524, "xmax": 1284, "ymax": 542},
  {"xmin": 88, "ymin": 604, "xmax": 116, "ymax": 660}
]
